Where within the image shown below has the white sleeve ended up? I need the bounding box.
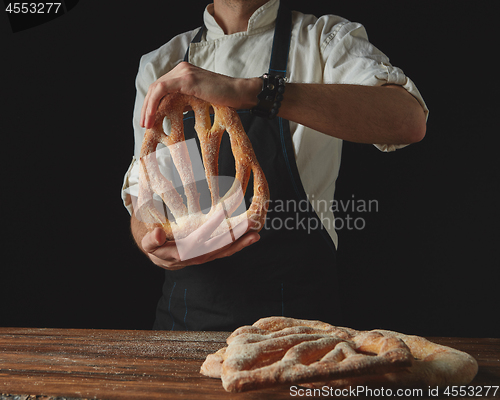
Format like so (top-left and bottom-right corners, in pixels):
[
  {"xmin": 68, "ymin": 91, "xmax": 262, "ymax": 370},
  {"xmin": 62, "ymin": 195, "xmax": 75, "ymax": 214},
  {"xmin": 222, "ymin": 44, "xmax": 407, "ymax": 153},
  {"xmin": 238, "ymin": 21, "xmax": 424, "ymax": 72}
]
[
  {"xmin": 121, "ymin": 31, "xmax": 196, "ymax": 214},
  {"xmin": 121, "ymin": 54, "xmax": 155, "ymax": 215},
  {"xmin": 322, "ymin": 21, "xmax": 429, "ymax": 152}
]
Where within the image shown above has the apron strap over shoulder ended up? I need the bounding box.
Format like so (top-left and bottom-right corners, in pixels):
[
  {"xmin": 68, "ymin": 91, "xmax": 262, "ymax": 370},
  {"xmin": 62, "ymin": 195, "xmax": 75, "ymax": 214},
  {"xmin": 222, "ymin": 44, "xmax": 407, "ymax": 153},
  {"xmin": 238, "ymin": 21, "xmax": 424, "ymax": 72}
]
[{"xmin": 269, "ymin": 5, "xmax": 292, "ymax": 75}]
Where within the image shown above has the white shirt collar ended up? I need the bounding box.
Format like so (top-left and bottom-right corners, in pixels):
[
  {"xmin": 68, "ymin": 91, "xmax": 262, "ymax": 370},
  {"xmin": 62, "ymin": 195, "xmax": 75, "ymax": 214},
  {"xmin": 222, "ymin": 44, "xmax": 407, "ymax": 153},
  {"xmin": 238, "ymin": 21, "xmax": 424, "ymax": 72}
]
[{"xmin": 203, "ymin": 0, "xmax": 280, "ymax": 40}]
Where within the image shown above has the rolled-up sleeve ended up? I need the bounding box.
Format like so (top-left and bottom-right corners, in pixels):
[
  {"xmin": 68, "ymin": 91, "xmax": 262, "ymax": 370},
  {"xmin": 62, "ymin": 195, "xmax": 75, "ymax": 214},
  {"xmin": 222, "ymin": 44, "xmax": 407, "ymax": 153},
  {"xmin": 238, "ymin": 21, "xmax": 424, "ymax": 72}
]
[
  {"xmin": 323, "ymin": 21, "xmax": 429, "ymax": 152},
  {"xmin": 122, "ymin": 156, "xmax": 139, "ymax": 215}
]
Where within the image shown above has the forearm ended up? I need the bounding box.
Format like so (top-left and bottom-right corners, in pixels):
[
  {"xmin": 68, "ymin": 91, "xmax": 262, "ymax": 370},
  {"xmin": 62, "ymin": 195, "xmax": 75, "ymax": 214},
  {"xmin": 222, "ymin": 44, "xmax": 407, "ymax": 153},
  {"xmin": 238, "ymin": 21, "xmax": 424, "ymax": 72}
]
[
  {"xmin": 130, "ymin": 211, "xmax": 149, "ymax": 254},
  {"xmin": 277, "ymin": 82, "xmax": 426, "ymax": 145}
]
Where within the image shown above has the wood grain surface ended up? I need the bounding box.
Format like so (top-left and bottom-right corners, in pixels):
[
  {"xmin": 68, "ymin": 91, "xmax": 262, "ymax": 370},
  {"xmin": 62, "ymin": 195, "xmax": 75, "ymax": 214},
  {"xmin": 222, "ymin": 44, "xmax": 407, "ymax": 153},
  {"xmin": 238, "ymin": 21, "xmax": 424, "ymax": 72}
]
[{"xmin": 1, "ymin": 328, "xmax": 499, "ymax": 399}]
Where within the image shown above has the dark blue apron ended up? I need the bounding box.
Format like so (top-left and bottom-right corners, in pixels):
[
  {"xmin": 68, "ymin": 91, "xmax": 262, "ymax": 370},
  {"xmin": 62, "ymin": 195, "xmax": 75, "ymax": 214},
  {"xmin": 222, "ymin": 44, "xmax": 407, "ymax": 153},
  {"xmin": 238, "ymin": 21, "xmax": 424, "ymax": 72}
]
[{"xmin": 153, "ymin": 4, "xmax": 342, "ymax": 331}]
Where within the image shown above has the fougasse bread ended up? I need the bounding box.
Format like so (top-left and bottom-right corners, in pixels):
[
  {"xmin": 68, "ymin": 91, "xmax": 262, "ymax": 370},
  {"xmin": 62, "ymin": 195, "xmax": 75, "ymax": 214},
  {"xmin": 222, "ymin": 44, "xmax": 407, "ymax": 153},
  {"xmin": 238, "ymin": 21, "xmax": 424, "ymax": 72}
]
[
  {"xmin": 137, "ymin": 92, "xmax": 269, "ymax": 241},
  {"xmin": 200, "ymin": 316, "xmax": 478, "ymax": 393}
]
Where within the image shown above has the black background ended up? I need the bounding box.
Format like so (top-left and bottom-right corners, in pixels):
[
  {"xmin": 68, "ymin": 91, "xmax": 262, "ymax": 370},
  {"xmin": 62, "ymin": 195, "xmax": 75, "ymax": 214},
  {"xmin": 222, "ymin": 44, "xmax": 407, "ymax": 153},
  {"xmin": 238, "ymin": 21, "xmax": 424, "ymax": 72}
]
[{"xmin": 1, "ymin": 1, "xmax": 498, "ymax": 338}]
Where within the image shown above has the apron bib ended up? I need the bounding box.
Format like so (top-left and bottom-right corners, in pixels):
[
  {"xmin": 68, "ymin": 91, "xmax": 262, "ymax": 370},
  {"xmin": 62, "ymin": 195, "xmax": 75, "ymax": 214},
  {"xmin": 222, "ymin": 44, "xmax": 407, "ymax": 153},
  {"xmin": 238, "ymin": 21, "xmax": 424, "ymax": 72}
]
[{"xmin": 154, "ymin": 5, "xmax": 341, "ymax": 331}]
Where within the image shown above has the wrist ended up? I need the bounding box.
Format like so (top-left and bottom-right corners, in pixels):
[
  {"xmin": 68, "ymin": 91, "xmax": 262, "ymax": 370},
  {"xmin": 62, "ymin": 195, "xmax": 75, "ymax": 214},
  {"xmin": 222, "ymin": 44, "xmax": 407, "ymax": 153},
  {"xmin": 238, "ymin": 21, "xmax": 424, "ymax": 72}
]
[
  {"xmin": 250, "ymin": 74, "xmax": 286, "ymax": 119},
  {"xmin": 238, "ymin": 77, "xmax": 262, "ymax": 109},
  {"xmin": 130, "ymin": 212, "xmax": 149, "ymax": 254}
]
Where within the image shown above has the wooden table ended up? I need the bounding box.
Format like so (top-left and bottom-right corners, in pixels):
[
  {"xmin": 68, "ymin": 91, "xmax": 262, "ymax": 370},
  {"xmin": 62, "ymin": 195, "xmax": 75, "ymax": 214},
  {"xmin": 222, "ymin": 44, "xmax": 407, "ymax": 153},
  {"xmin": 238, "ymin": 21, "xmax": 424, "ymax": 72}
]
[{"xmin": 0, "ymin": 328, "xmax": 499, "ymax": 399}]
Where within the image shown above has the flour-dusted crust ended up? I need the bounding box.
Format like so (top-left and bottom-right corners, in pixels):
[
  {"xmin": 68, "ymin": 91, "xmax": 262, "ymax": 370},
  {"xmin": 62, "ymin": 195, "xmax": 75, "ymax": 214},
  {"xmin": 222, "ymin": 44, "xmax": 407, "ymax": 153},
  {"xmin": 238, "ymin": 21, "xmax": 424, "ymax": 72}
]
[
  {"xmin": 200, "ymin": 317, "xmax": 478, "ymax": 392},
  {"xmin": 200, "ymin": 347, "xmax": 226, "ymax": 378},
  {"xmin": 137, "ymin": 93, "xmax": 269, "ymax": 240}
]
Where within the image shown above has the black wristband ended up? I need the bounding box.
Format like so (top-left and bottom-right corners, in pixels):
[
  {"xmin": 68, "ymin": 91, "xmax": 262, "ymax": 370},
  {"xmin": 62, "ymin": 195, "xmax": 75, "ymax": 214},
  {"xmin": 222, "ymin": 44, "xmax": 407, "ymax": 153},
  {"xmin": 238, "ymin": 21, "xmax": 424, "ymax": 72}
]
[{"xmin": 250, "ymin": 73, "xmax": 286, "ymax": 119}]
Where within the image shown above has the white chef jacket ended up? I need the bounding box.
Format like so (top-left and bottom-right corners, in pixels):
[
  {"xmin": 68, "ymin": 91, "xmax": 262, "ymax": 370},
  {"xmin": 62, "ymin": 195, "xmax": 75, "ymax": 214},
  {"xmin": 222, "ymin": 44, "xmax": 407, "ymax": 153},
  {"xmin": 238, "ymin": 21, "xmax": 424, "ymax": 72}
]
[{"xmin": 121, "ymin": 0, "xmax": 428, "ymax": 248}]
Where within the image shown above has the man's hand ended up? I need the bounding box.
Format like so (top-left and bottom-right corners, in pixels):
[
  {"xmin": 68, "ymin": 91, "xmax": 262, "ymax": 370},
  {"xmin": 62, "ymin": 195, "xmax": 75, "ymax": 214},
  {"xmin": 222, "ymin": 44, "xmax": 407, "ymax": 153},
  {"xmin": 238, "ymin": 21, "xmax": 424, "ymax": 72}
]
[
  {"xmin": 140, "ymin": 62, "xmax": 260, "ymax": 129},
  {"xmin": 132, "ymin": 209, "xmax": 260, "ymax": 270}
]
